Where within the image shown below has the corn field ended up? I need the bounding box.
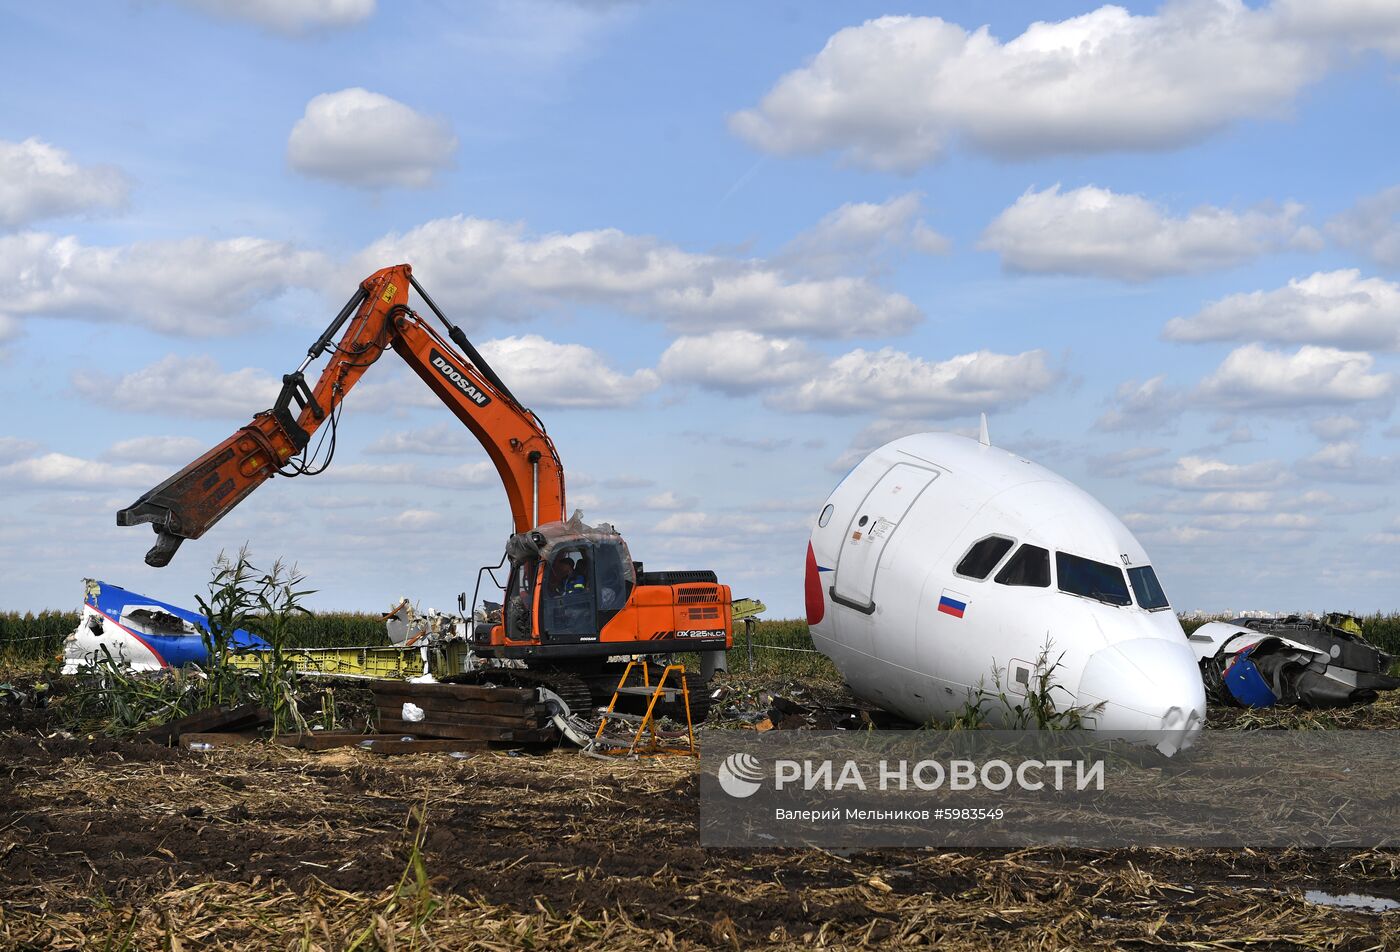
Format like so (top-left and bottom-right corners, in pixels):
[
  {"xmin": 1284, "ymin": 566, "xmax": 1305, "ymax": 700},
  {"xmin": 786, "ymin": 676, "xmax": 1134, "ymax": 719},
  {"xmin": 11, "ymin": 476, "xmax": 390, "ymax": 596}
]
[{"xmin": 5, "ymin": 609, "xmax": 1399, "ymax": 667}]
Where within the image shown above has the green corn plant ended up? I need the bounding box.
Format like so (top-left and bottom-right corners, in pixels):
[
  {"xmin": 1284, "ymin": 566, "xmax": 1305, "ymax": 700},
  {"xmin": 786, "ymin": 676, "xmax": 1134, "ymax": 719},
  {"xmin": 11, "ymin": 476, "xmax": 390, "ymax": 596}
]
[{"xmin": 939, "ymin": 642, "xmax": 1105, "ymax": 732}]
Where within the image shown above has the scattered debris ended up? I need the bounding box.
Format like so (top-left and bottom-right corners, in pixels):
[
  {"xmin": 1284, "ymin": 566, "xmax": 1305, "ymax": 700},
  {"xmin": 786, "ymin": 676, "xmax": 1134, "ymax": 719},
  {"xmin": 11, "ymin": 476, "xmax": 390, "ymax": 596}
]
[
  {"xmin": 383, "ymin": 596, "xmax": 464, "ymax": 646},
  {"xmin": 142, "ymin": 703, "xmax": 272, "ymax": 747},
  {"xmin": 1191, "ymin": 612, "xmax": 1400, "ymax": 708},
  {"xmin": 61, "ymin": 579, "xmax": 267, "ymax": 674},
  {"xmin": 1304, "ymin": 891, "xmax": 1400, "ymax": 914}
]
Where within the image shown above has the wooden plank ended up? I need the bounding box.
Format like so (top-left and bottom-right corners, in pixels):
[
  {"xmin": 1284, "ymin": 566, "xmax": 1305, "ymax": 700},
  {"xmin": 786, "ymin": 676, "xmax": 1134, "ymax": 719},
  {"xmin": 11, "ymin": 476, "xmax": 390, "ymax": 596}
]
[
  {"xmin": 365, "ymin": 680, "xmax": 535, "ymax": 703},
  {"xmin": 180, "ymin": 732, "xmax": 259, "ymax": 749},
  {"xmin": 374, "ymin": 706, "xmax": 548, "ymax": 729},
  {"xmin": 371, "ymin": 694, "xmax": 545, "ymax": 717},
  {"xmin": 143, "ymin": 703, "xmax": 272, "ymax": 746},
  {"xmin": 271, "ymin": 733, "xmax": 413, "ymax": 751},
  {"xmin": 378, "ymin": 717, "xmax": 557, "ymax": 743},
  {"xmin": 359, "ymin": 739, "xmax": 492, "ymax": 755}
]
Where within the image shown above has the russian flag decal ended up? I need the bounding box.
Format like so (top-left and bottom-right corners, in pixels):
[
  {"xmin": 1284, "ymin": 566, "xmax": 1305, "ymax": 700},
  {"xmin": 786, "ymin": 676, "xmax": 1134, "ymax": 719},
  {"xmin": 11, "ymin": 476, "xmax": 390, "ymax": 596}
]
[{"xmin": 938, "ymin": 590, "xmax": 968, "ymax": 619}]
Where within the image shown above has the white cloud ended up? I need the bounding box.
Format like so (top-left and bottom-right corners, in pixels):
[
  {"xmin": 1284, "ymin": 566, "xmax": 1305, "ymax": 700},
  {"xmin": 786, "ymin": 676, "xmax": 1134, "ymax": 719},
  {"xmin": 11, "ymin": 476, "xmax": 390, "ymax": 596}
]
[
  {"xmin": 769, "ymin": 347, "xmax": 1058, "ymax": 418},
  {"xmin": 657, "ymin": 331, "xmax": 820, "ymax": 396},
  {"xmin": 365, "ymin": 422, "xmax": 479, "ymax": 456},
  {"xmin": 979, "ymin": 185, "xmax": 1318, "ymax": 280},
  {"xmin": 173, "ymin": 0, "xmax": 375, "ymax": 35},
  {"xmin": 350, "ymin": 334, "xmax": 658, "ymax": 418},
  {"xmin": 0, "ymin": 452, "xmax": 167, "ymax": 490},
  {"xmin": 288, "ymin": 88, "xmax": 456, "ymax": 188},
  {"xmin": 1308, "ymin": 416, "xmax": 1363, "ymax": 441},
  {"xmin": 1140, "ymin": 455, "xmax": 1290, "ymax": 490},
  {"xmin": 0, "ymin": 138, "xmax": 128, "ymax": 229},
  {"xmin": 1327, "ymin": 186, "xmax": 1400, "ymax": 270},
  {"xmin": 317, "ymin": 461, "xmax": 494, "ymax": 488},
  {"xmin": 641, "ymin": 490, "xmax": 697, "ymax": 511},
  {"xmin": 1160, "ymin": 490, "xmax": 1274, "ymax": 513},
  {"xmin": 1272, "ymin": 0, "xmax": 1400, "ymax": 56},
  {"xmin": 1295, "ymin": 441, "xmax": 1396, "ymax": 483},
  {"xmin": 1164, "ymin": 270, "xmax": 1400, "ymax": 349},
  {"xmin": 730, "ymin": 3, "xmax": 1333, "ymax": 170},
  {"xmin": 422, "ymin": 462, "xmax": 497, "ymax": 488},
  {"xmin": 385, "ymin": 508, "xmax": 440, "ymax": 531},
  {"xmin": 72, "ymin": 355, "xmax": 280, "ymax": 418},
  {"xmin": 652, "ymin": 511, "xmax": 796, "ymax": 537},
  {"xmin": 1095, "ymin": 376, "xmax": 1183, "ymax": 433},
  {"xmin": 1194, "ymin": 344, "xmax": 1394, "ymax": 410},
  {"xmin": 1280, "ymin": 489, "xmax": 1386, "ymax": 516},
  {"xmin": 477, "ymin": 335, "xmax": 658, "ymax": 408},
  {"xmin": 1084, "ymin": 446, "xmax": 1169, "ymax": 477},
  {"xmin": 0, "ymin": 232, "xmax": 327, "ymax": 335},
  {"xmin": 1188, "ymin": 512, "xmax": 1320, "ymax": 532},
  {"xmin": 781, "ymin": 192, "xmax": 949, "ymax": 274},
  {"xmin": 0, "ymin": 437, "xmax": 42, "ymax": 463},
  {"xmin": 320, "ymin": 462, "xmax": 419, "ymax": 485},
  {"xmin": 103, "ymin": 435, "xmax": 207, "ymax": 464},
  {"xmin": 1364, "ymin": 517, "xmax": 1400, "ymax": 546},
  {"xmin": 354, "ymin": 215, "xmax": 920, "ymax": 338}
]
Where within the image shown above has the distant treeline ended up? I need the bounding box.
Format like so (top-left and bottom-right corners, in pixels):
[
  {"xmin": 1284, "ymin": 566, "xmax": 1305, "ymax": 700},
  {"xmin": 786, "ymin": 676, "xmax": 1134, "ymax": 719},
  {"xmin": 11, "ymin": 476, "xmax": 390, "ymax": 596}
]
[{"xmin": 4, "ymin": 610, "xmax": 1399, "ymax": 664}]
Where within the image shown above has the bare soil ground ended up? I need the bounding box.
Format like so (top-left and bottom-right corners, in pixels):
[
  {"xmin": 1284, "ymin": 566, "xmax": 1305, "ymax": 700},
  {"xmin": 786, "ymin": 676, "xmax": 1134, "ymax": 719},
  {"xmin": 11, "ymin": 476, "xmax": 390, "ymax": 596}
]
[{"xmin": 2, "ymin": 676, "xmax": 1398, "ymax": 950}]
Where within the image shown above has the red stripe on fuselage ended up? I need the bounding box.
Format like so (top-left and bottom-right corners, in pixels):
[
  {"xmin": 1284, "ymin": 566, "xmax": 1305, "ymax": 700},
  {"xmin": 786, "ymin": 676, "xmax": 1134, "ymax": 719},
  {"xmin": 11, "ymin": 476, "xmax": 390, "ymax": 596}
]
[{"xmin": 87, "ymin": 604, "xmax": 170, "ymax": 668}]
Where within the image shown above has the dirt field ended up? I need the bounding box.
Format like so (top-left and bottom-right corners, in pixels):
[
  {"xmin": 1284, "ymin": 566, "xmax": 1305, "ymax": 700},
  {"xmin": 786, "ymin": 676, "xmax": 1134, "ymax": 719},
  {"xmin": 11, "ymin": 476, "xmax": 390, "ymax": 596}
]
[{"xmin": 3, "ymin": 682, "xmax": 1399, "ymax": 950}]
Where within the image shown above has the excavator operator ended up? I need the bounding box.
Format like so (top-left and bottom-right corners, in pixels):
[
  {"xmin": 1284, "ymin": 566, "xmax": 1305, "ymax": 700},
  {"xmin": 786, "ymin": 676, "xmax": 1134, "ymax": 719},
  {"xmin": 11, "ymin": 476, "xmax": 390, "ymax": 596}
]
[{"xmin": 549, "ymin": 553, "xmax": 589, "ymax": 595}]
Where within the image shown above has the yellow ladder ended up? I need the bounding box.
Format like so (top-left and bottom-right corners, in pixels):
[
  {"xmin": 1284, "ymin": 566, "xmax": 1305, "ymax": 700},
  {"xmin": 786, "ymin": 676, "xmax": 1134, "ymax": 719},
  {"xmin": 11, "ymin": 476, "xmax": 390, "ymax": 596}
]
[{"xmin": 592, "ymin": 661, "xmax": 697, "ymax": 758}]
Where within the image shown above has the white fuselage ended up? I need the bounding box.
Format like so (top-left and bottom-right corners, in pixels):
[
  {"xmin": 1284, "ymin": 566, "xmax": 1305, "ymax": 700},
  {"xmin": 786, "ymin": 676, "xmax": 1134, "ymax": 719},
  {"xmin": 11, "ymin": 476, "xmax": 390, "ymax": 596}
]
[{"xmin": 806, "ymin": 432, "xmax": 1205, "ymax": 754}]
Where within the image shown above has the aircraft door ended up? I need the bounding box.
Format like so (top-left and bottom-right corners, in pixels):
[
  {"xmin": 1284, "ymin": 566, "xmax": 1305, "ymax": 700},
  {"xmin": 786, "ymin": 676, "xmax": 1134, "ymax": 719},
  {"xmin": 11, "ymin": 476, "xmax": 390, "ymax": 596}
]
[{"xmin": 831, "ymin": 462, "xmax": 939, "ymax": 613}]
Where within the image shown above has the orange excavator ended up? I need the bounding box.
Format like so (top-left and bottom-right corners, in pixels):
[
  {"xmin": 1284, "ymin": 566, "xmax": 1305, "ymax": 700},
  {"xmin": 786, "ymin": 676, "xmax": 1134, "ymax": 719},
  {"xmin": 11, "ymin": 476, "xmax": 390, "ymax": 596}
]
[{"xmin": 117, "ymin": 264, "xmax": 731, "ymax": 716}]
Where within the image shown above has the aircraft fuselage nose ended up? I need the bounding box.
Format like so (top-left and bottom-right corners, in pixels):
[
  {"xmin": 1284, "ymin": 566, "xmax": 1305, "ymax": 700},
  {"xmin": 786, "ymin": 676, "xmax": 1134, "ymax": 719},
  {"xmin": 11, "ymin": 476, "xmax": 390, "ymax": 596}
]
[{"xmin": 1076, "ymin": 637, "xmax": 1206, "ymax": 755}]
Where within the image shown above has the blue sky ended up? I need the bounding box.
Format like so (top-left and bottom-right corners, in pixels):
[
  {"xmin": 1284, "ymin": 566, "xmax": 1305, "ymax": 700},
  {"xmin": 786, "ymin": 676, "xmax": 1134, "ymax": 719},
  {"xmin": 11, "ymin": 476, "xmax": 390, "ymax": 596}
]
[{"xmin": 2, "ymin": 0, "xmax": 1399, "ymax": 617}]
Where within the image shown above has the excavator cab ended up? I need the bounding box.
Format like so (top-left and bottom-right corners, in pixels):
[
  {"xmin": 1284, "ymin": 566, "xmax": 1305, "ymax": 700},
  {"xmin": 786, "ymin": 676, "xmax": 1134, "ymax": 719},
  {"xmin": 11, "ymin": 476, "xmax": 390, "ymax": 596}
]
[
  {"xmin": 480, "ymin": 511, "xmax": 731, "ymax": 663},
  {"xmin": 500, "ymin": 537, "xmax": 634, "ymax": 646},
  {"xmin": 491, "ymin": 513, "xmax": 638, "ymax": 652}
]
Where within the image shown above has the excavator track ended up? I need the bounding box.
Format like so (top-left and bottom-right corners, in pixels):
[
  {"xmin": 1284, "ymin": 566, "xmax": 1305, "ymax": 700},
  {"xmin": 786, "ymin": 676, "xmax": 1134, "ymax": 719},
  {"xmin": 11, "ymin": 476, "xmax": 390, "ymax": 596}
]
[{"xmin": 446, "ymin": 668, "xmax": 594, "ymax": 719}]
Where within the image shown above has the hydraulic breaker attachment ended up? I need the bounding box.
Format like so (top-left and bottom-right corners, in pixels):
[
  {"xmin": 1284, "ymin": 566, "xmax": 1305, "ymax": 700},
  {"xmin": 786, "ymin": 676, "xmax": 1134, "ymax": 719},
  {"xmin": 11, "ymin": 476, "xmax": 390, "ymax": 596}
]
[{"xmin": 116, "ymin": 415, "xmax": 297, "ymax": 566}]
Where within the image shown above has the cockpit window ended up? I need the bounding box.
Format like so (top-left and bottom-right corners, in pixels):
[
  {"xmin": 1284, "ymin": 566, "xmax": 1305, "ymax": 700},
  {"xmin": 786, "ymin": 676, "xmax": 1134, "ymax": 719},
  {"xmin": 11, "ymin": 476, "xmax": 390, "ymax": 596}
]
[
  {"xmin": 1127, "ymin": 565, "xmax": 1170, "ymax": 611},
  {"xmin": 955, "ymin": 536, "xmax": 1015, "ymax": 580},
  {"xmin": 994, "ymin": 544, "xmax": 1051, "ymax": 587},
  {"xmin": 1056, "ymin": 552, "xmax": 1131, "ymax": 606}
]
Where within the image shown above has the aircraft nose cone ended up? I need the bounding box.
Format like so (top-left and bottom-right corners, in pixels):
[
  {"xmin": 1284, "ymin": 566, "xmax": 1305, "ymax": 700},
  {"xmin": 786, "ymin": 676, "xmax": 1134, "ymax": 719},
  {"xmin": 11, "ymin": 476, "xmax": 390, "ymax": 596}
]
[{"xmin": 1076, "ymin": 637, "xmax": 1206, "ymax": 756}]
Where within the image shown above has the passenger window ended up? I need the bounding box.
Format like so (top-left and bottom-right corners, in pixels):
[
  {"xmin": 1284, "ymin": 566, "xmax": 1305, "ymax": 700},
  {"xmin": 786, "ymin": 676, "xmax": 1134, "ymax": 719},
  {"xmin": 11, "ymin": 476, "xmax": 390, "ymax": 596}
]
[
  {"xmin": 994, "ymin": 545, "xmax": 1051, "ymax": 588},
  {"xmin": 1056, "ymin": 552, "xmax": 1131, "ymax": 606},
  {"xmin": 955, "ymin": 536, "xmax": 1015, "ymax": 580},
  {"xmin": 1127, "ymin": 565, "xmax": 1170, "ymax": 611}
]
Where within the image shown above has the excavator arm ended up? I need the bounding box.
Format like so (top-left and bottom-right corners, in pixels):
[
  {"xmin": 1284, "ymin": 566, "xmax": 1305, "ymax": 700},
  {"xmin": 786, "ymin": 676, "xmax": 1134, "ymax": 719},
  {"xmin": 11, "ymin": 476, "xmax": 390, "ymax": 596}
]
[{"xmin": 117, "ymin": 264, "xmax": 565, "ymax": 566}]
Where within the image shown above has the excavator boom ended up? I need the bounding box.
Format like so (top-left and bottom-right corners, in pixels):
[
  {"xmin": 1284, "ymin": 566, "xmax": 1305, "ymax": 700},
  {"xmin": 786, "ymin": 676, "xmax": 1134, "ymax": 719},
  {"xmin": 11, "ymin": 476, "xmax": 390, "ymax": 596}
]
[{"xmin": 117, "ymin": 265, "xmax": 565, "ymax": 565}]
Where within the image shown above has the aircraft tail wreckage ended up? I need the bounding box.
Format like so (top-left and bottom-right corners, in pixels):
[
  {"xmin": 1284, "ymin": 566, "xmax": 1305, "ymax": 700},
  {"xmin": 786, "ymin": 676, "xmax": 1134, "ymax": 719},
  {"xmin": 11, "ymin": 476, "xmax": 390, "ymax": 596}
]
[{"xmin": 61, "ymin": 579, "xmax": 268, "ymax": 674}]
